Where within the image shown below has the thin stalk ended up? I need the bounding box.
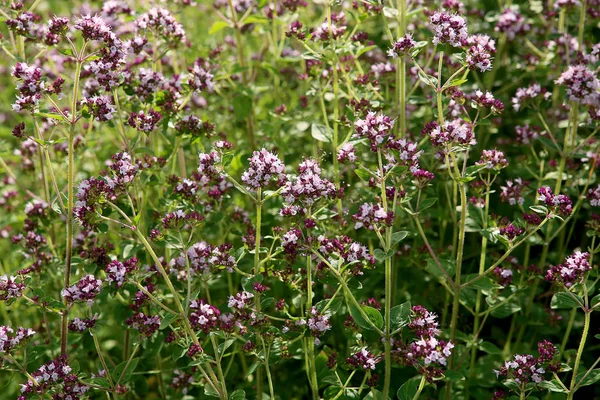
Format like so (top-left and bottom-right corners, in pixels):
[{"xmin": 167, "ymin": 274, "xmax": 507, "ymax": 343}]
[
  {"xmin": 306, "ymin": 251, "xmax": 319, "ymax": 400},
  {"xmin": 412, "ymin": 375, "xmax": 427, "ymax": 400},
  {"xmin": 567, "ymin": 311, "xmax": 591, "ymax": 399},
  {"xmin": 398, "ymin": 0, "xmax": 407, "ymax": 137},
  {"xmin": 61, "ymin": 57, "xmax": 83, "ymax": 356},
  {"xmin": 466, "ymin": 175, "xmax": 491, "ymax": 395},
  {"xmin": 445, "ymin": 178, "xmax": 467, "ymax": 400},
  {"xmin": 332, "ymin": 62, "xmax": 343, "ymax": 215},
  {"xmin": 254, "ymin": 188, "xmax": 264, "ymax": 399}
]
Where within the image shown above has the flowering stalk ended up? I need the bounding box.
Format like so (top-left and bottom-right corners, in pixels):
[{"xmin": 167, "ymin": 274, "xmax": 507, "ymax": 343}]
[
  {"xmin": 61, "ymin": 51, "xmax": 83, "ymax": 356},
  {"xmin": 377, "ymin": 149, "xmax": 394, "ymax": 400},
  {"xmin": 253, "ymin": 187, "xmax": 267, "ymax": 400},
  {"xmin": 305, "ymin": 245, "xmax": 319, "ymax": 400}
]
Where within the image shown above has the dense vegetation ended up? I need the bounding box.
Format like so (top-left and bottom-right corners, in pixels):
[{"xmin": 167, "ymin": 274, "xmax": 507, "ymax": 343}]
[{"xmin": 0, "ymin": 0, "xmax": 599, "ymax": 399}]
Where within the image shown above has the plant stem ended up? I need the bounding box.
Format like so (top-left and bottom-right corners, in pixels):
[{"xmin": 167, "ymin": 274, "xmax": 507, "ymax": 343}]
[
  {"xmin": 567, "ymin": 311, "xmax": 590, "ymax": 399},
  {"xmin": 377, "ymin": 149, "xmax": 393, "ymax": 400},
  {"xmin": 61, "ymin": 57, "xmax": 83, "ymax": 356},
  {"xmin": 466, "ymin": 175, "xmax": 491, "ymax": 395},
  {"xmin": 445, "ymin": 178, "xmax": 467, "ymax": 400},
  {"xmin": 332, "ymin": 58, "xmax": 343, "ymax": 216},
  {"xmin": 306, "ymin": 251, "xmax": 319, "ymax": 400},
  {"xmin": 412, "ymin": 375, "xmax": 427, "ymax": 400},
  {"xmin": 398, "ymin": 0, "xmax": 407, "ymax": 137}
]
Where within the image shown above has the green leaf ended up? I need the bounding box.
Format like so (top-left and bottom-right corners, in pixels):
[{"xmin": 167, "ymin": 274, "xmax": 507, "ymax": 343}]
[
  {"xmin": 426, "ymin": 258, "xmax": 455, "ymax": 281},
  {"xmin": 537, "ymin": 379, "xmax": 567, "ymax": 393},
  {"xmin": 349, "ymin": 305, "xmax": 383, "ymax": 331},
  {"xmin": 230, "ymin": 389, "xmax": 247, "ymax": 400},
  {"xmin": 209, "ymin": 21, "xmax": 229, "ymax": 35},
  {"xmin": 489, "ymin": 302, "xmax": 521, "ymax": 319},
  {"xmin": 529, "ymin": 205, "xmax": 548, "ymax": 215},
  {"xmin": 391, "ymin": 231, "xmax": 409, "ymax": 246},
  {"xmin": 465, "ymin": 163, "xmax": 488, "ymax": 177},
  {"xmin": 447, "ymin": 78, "xmax": 468, "ymax": 88},
  {"xmin": 550, "ymin": 292, "xmax": 583, "ymax": 310},
  {"xmin": 390, "ymin": 301, "xmax": 411, "ymax": 330},
  {"xmin": 311, "ymin": 124, "xmax": 332, "ymax": 143},
  {"xmin": 243, "ymin": 15, "xmax": 268, "ymax": 25},
  {"xmin": 397, "ymin": 377, "xmax": 421, "ymax": 400},
  {"xmin": 245, "ymin": 361, "xmax": 260, "ymax": 379},
  {"xmin": 576, "ymin": 368, "xmax": 600, "ymax": 388},
  {"xmin": 86, "ymin": 377, "xmax": 111, "ymax": 389},
  {"xmin": 218, "ymin": 338, "xmax": 236, "ymax": 357},
  {"xmin": 374, "ymin": 249, "xmax": 392, "ymax": 262},
  {"xmin": 112, "ymin": 357, "xmax": 139, "ymax": 384},
  {"xmin": 204, "ymin": 382, "xmax": 221, "ymax": 397},
  {"xmin": 590, "ymin": 293, "xmax": 600, "ymax": 310},
  {"xmin": 479, "ymin": 341, "xmax": 502, "ymax": 354},
  {"xmin": 354, "ymin": 166, "xmax": 372, "ymax": 182},
  {"xmin": 463, "ymin": 274, "xmax": 500, "ymax": 290},
  {"xmin": 363, "ymin": 388, "xmax": 385, "ymax": 400},
  {"xmin": 418, "ymin": 197, "xmax": 438, "ymax": 212}
]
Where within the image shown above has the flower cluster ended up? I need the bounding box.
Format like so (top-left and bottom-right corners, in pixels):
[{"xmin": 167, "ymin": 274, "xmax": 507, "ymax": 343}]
[
  {"xmin": 545, "ymin": 251, "xmax": 591, "ymax": 287},
  {"xmin": 126, "ymin": 312, "xmax": 161, "ymax": 337},
  {"xmin": 555, "ymin": 65, "xmax": 600, "ymax": 105},
  {"xmin": 423, "ymin": 119, "xmax": 475, "ymax": 147},
  {"xmin": 429, "ymin": 12, "xmax": 468, "ymax": 47},
  {"xmin": 537, "ymin": 187, "xmax": 573, "ymax": 217},
  {"xmin": 476, "ymin": 149, "xmax": 508, "ymax": 170},
  {"xmin": 75, "ymin": 177, "xmax": 115, "ymax": 228},
  {"xmin": 0, "ymin": 325, "xmax": 35, "ymax": 353},
  {"xmin": 0, "ymin": 276, "xmax": 25, "ymax": 301},
  {"xmin": 228, "ymin": 291, "xmax": 254, "ymax": 310},
  {"xmin": 19, "ymin": 356, "xmax": 89, "ymax": 400},
  {"xmin": 128, "ymin": 110, "xmax": 163, "ymax": 133},
  {"xmin": 465, "ymin": 44, "xmax": 493, "ymax": 72},
  {"xmin": 500, "ymin": 178, "xmax": 528, "ymax": 205},
  {"xmin": 588, "ymin": 185, "xmax": 600, "ymax": 206},
  {"xmin": 387, "ymin": 34, "xmax": 416, "ymax": 58},
  {"xmin": 337, "ymin": 143, "xmax": 357, "ymax": 163},
  {"xmin": 11, "ymin": 63, "xmax": 45, "ymax": 112},
  {"xmin": 354, "ymin": 112, "xmax": 395, "ymax": 151},
  {"xmin": 190, "ymin": 299, "xmax": 220, "ymax": 333},
  {"xmin": 397, "ymin": 306, "xmax": 454, "ymax": 381},
  {"xmin": 280, "ymin": 158, "xmax": 337, "ymax": 214},
  {"xmin": 352, "ymin": 203, "xmax": 394, "ymax": 230},
  {"xmin": 61, "ymin": 275, "xmax": 104, "ymax": 305},
  {"xmin": 241, "ymin": 149, "xmax": 286, "ymax": 190},
  {"xmin": 188, "ymin": 59, "xmax": 215, "ymax": 93},
  {"xmin": 68, "ymin": 315, "xmax": 99, "ymax": 333},
  {"xmin": 495, "ymin": 7, "xmax": 530, "ymax": 40},
  {"xmin": 81, "ymin": 96, "xmax": 116, "ymax": 121},
  {"xmin": 347, "ymin": 348, "xmax": 378, "ymax": 370},
  {"xmin": 106, "ymin": 257, "xmax": 139, "ymax": 288},
  {"xmin": 135, "ymin": 8, "xmax": 187, "ymax": 46},
  {"xmin": 306, "ymin": 307, "xmax": 331, "ymax": 339},
  {"xmin": 495, "ymin": 340, "xmax": 558, "ymax": 386},
  {"xmin": 316, "ymin": 235, "xmax": 375, "ymax": 272}
]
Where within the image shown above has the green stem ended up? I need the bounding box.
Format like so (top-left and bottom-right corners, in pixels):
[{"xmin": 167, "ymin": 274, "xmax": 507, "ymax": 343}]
[
  {"xmin": 61, "ymin": 57, "xmax": 83, "ymax": 356},
  {"xmin": 445, "ymin": 179, "xmax": 467, "ymax": 400},
  {"xmin": 305, "ymin": 206, "xmax": 319, "ymax": 400},
  {"xmin": 412, "ymin": 375, "xmax": 427, "ymax": 400},
  {"xmin": 254, "ymin": 188, "xmax": 264, "ymax": 399},
  {"xmin": 332, "ymin": 60, "xmax": 343, "ymax": 216},
  {"xmin": 467, "ymin": 175, "xmax": 491, "ymax": 394},
  {"xmin": 377, "ymin": 150, "xmax": 393, "ymax": 400},
  {"xmin": 567, "ymin": 311, "xmax": 590, "ymax": 399}
]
